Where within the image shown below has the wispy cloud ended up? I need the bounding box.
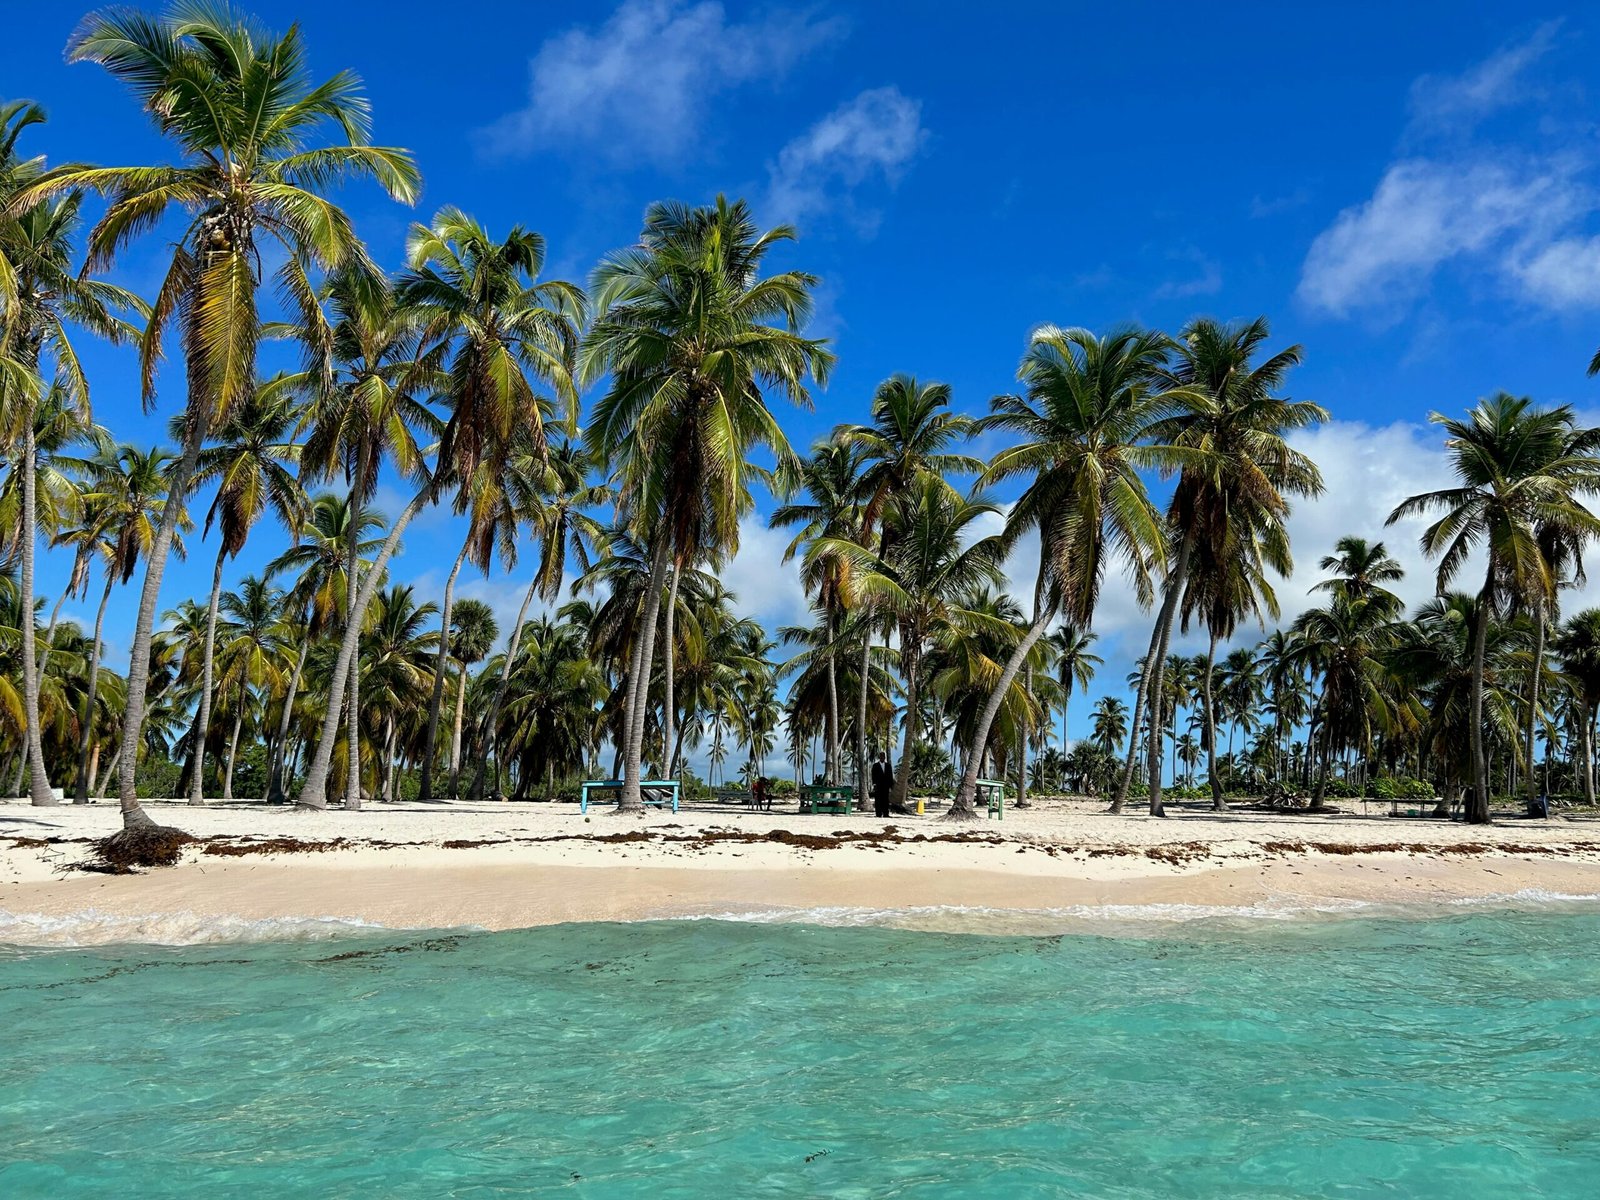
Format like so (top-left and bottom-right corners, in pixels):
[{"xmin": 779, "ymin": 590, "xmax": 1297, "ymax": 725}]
[
  {"xmin": 1407, "ymin": 20, "xmax": 1561, "ymax": 135},
  {"xmin": 478, "ymin": 0, "xmax": 843, "ymax": 164},
  {"xmin": 1298, "ymin": 23, "xmax": 1600, "ymax": 322},
  {"xmin": 766, "ymin": 86, "xmax": 927, "ymax": 232},
  {"xmin": 1153, "ymin": 246, "xmax": 1223, "ymax": 300}
]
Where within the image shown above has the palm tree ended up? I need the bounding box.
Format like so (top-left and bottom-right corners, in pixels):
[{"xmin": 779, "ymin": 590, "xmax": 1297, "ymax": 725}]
[
  {"xmin": 73, "ymin": 445, "xmax": 187, "ymax": 803},
  {"xmin": 1553, "ymin": 609, "xmax": 1600, "ymax": 804},
  {"xmin": 1114, "ymin": 317, "xmax": 1324, "ymax": 817},
  {"xmin": 180, "ymin": 388, "xmax": 303, "ymax": 804},
  {"xmin": 1388, "ymin": 394, "xmax": 1600, "ymax": 823},
  {"xmin": 358, "ymin": 584, "xmax": 438, "ymax": 802},
  {"xmin": 31, "ymin": 6, "xmax": 421, "ymax": 829},
  {"xmin": 444, "ymin": 598, "xmax": 497, "ymax": 796},
  {"xmin": 821, "ymin": 479, "xmax": 1005, "ymax": 811},
  {"xmin": 1091, "ymin": 696, "xmax": 1129, "ymax": 757},
  {"xmin": 1047, "ymin": 626, "xmax": 1102, "ymax": 754},
  {"xmin": 212, "ymin": 576, "xmax": 290, "ymax": 800},
  {"xmin": 955, "ymin": 326, "xmax": 1183, "ymax": 820},
  {"xmin": 0, "ymin": 100, "xmax": 141, "ymax": 805},
  {"xmin": 399, "ymin": 208, "xmax": 585, "ymax": 800},
  {"xmin": 582, "ymin": 195, "xmax": 833, "ymax": 811},
  {"xmin": 1311, "ymin": 536, "xmax": 1405, "ymax": 614}
]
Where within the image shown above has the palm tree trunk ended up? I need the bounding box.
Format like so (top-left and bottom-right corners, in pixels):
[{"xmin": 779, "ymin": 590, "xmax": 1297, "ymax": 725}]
[
  {"xmin": 295, "ymin": 487, "xmax": 432, "ymax": 809},
  {"xmin": 266, "ymin": 637, "xmax": 308, "ymax": 803},
  {"xmin": 221, "ymin": 683, "xmax": 244, "ymax": 802},
  {"xmin": 35, "ymin": 572, "xmax": 73, "ymax": 681},
  {"xmin": 419, "ymin": 535, "xmax": 471, "ymax": 801},
  {"xmin": 188, "ymin": 545, "xmax": 228, "ymax": 805},
  {"xmin": 824, "ymin": 609, "xmax": 840, "ymax": 785},
  {"xmin": 449, "ymin": 663, "xmax": 470, "ymax": 797},
  {"xmin": 893, "ymin": 653, "xmax": 919, "ymax": 812},
  {"xmin": 95, "ymin": 745, "xmax": 121, "ymax": 801},
  {"xmin": 1203, "ymin": 630, "xmax": 1224, "ymax": 811},
  {"xmin": 663, "ymin": 560, "xmax": 681, "ymax": 780},
  {"xmin": 1525, "ymin": 610, "xmax": 1546, "ymax": 807},
  {"xmin": 345, "ymin": 661, "xmax": 361, "ymax": 809},
  {"xmin": 470, "ymin": 573, "xmax": 542, "ymax": 802},
  {"xmin": 855, "ymin": 616, "xmax": 872, "ymax": 808},
  {"xmin": 619, "ymin": 535, "xmax": 672, "ymax": 813},
  {"xmin": 1582, "ymin": 704, "xmax": 1596, "ymax": 806},
  {"xmin": 1114, "ymin": 533, "xmax": 1193, "ymax": 813},
  {"xmin": 1467, "ymin": 578, "xmax": 1493, "ymax": 824},
  {"xmin": 381, "ymin": 715, "xmax": 397, "ymax": 802},
  {"xmin": 73, "ymin": 574, "xmax": 116, "ymax": 805},
  {"xmin": 952, "ymin": 580, "xmax": 1051, "ymax": 819},
  {"xmin": 18, "ymin": 415, "xmax": 55, "ymax": 806},
  {"xmin": 117, "ymin": 414, "xmax": 206, "ymax": 829}
]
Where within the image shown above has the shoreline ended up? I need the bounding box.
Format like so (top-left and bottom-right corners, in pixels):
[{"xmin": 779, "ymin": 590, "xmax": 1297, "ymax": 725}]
[{"xmin": 5, "ymin": 797, "xmax": 1600, "ymax": 944}]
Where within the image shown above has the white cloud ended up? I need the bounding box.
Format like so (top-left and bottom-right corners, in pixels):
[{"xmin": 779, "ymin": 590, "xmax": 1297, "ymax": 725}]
[
  {"xmin": 719, "ymin": 516, "xmax": 810, "ymax": 629},
  {"xmin": 479, "ymin": 0, "xmax": 842, "ymax": 163},
  {"xmin": 1296, "ymin": 158, "xmax": 1592, "ymax": 318},
  {"xmin": 766, "ymin": 87, "xmax": 927, "ymax": 231},
  {"xmin": 1407, "ymin": 21, "xmax": 1560, "ymax": 134},
  {"xmin": 1507, "ymin": 234, "xmax": 1600, "ymax": 308}
]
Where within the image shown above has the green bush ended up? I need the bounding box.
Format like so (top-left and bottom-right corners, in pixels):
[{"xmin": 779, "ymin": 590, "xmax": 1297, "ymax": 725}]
[
  {"xmin": 1402, "ymin": 779, "xmax": 1434, "ymax": 799},
  {"xmin": 135, "ymin": 757, "xmax": 182, "ymax": 800},
  {"xmin": 1322, "ymin": 778, "xmax": 1358, "ymax": 799}
]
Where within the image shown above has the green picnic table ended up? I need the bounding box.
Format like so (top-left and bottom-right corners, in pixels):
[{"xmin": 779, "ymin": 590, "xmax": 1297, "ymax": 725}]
[
  {"xmin": 973, "ymin": 778, "xmax": 1009, "ymax": 819},
  {"xmin": 798, "ymin": 784, "xmax": 855, "ymax": 814}
]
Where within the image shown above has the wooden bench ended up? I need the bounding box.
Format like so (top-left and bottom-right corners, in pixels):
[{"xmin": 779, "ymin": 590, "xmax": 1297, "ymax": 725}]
[
  {"xmin": 579, "ymin": 779, "xmax": 681, "ymax": 813},
  {"xmin": 799, "ymin": 784, "xmax": 855, "ymax": 815}
]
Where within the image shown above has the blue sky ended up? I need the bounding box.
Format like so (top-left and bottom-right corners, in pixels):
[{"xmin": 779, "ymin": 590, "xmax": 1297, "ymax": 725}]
[{"xmin": 9, "ymin": 1, "xmax": 1600, "ymax": 757}]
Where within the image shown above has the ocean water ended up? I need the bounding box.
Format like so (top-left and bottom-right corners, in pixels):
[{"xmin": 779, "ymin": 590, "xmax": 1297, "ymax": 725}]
[{"xmin": 3, "ymin": 907, "xmax": 1599, "ymax": 1198}]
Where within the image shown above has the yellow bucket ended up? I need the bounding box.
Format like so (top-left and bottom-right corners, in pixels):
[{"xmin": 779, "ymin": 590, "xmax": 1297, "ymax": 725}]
[{"xmin": 916, "ymin": 797, "xmax": 925, "ymax": 815}]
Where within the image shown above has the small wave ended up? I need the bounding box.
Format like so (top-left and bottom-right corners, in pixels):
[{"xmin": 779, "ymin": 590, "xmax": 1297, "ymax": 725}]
[
  {"xmin": 1446, "ymin": 888, "xmax": 1600, "ymax": 908},
  {"xmin": 0, "ymin": 908, "xmax": 407, "ymax": 949}
]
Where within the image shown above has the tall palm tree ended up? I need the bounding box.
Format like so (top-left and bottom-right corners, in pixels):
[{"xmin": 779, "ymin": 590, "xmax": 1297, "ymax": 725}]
[
  {"xmin": 358, "ymin": 584, "xmax": 438, "ymax": 802},
  {"xmin": 1113, "ymin": 317, "xmax": 1324, "ymax": 817},
  {"xmin": 1553, "ymin": 609, "xmax": 1600, "ymax": 804},
  {"xmin": 1091, "ymin": 695, "xmax": 1129, "ymax": 756},
  {"xmin": 1388, "ymin": 394, "xmax": 1600, "ymax": 823},
  {"xmin": 820, "ymin": 479, "xmax": 1006, "ymax": 811},
  {"xmin": 399, "ymin": 208, "xmax": 585, "ymax": 800},
  {"xmin": 444, "ymin": 597, "xmax": 497, "ymax": 796},
  {"xmin": 1311, "ymin": 536, "xmax": 1405, "ymax": 614},
  {"xmin": 180, "ymin": 388, "xmax": 303, "ymax": 804},
  {"xmin": 0, "ymin": 100, "xmax": 141, "ymax": 805},
  {"xmin": 1046, "ymin": 626, "xmax": 1101, "ymax": 753},
  {"xmin": 954, "ymin": 326, "xmax": 1182, "ymax": 820},
  {"xmin": 31, "ymin": 6, "xmax": 420, "ymax": 829},
  {"xmin": 72, "ymin": 445, "xmax": 187, "ymax": 803},
  {"xmin": 212, "ymin": 575, "xmax": 289, "ymax": 800},
  {"xmin": 582, "ymin": 195, "xmax": 833, "ymax": 811}
]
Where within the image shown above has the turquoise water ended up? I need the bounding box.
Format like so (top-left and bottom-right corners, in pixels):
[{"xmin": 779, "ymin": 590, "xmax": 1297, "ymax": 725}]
[{"xmin": 3, "ymin": 910, "xmax": 1599, "ymax": 1197}]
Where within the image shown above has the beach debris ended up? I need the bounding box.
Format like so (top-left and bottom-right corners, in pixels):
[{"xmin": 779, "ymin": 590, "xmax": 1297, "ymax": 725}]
[{"xmin": 87, "ymin": 824, "xmax": 196, "ymax": 872}]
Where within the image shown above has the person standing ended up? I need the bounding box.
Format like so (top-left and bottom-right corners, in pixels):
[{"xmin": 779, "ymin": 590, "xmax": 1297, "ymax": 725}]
[{"xmin": 871, "ymin": 753, "xmax": 894, "ymax": 818}]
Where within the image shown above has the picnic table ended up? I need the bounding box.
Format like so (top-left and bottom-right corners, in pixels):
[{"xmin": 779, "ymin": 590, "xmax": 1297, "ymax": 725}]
[
  {"xmin": 712, "ymin": 786, "xmax": 753, "ymax": 806},
  {"xmin": 973, "ymin": 778, "xmax": 1009, "ymax": 820},
  {"xmin": 579, "ymin": 779, "xmax": 681, "ymax": 813},
  {"xmin": 799, "ymin": 784, "xmax": 855, "ymax": 815}
]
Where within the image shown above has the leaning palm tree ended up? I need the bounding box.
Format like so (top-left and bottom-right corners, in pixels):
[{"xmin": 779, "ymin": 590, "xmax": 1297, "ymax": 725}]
[
  {"xmin": 1113, "ymin": 317, "xmax": 1324, "ymax": 816},
  {"xmin": 952, "ymin": 326, "xmax": 1183, "ymax": 820},
  {"xmin": 27, "ymin": 6, "xmax": 420, "ymax": 830},
  {"xmin": 582, "ymin": 195, "xmax": 833, "ymax": 811},
  {"xmin": 0, "ymin": 99, "xmax": 141, "ymax": 805},
  {"xmin": 72, "ymin": 445, "xmax": 187, "ymax": 803},
  {"xmin": 1388, "ymin": 393, "xmax": 1600, "ymax": 823},
  {"xmin": 180, "ymin": 388, "xmax": 303, "ymax": 804}
]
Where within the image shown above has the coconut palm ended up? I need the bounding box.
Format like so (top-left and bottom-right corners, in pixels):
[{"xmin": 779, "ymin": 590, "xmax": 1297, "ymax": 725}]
[
  {"xmin": 444, "ymin": 597, "xmax": 497, "ymax": 796},
  {"xmin": 1311, "ymin": 536, "xmax": 1405, "ymax": 615},
  {"xmin": 1114, "ymin": 317, "xmax": 1324, "ymax": 817},
  {"xmin": 0, "ymin": 101, "xmax": 141, "ymax": 805},
  {"xmin": 1388, "ymin": 394, "xmax": 1600, "ymax": 823},
  {"xmin": 954, "ymin": 325, "xmax": 1184, "ymax": 820},
  {"xmin": 179, "ymin": 388, "xmax": 304, "ymax": 804},
  {"xmin": 1553, "ymin": 609, "xmax": 1600, "ymax": 804},
  {"xmin": 28, "ymin": 6, "xmax": 420, "ymax": 829},
  {"xmin": 1046, "ymin": 626, "xmax": 1102, "ymax": 754},
  {"xmin": 358, "ymin": 584, "xmax": 438, "ymax": 802},
  {"xmin": 72, "ymin": 445, "xmax": 188, "ymax": 802},
  {"xmin": 1091, "ymin": 695, "xmax": 1129, "ymax": 757},
  {"xmin": 582, "ymin": 195, "xmax": 833, "ymax": 811},
  {"xmin": 212, "ymin": 576, "xmax": 290, "ymax": 799}
]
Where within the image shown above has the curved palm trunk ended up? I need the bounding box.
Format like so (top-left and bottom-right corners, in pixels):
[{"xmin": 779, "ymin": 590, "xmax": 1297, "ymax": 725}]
[
  {"xmin": 449, "ymin": 662, "xmax": 470, "ymax": 796},
  {"xmin": 1203, "ymin": 631, "xmax": 1224, "ymax": 811},
  {"xmin": 117, "ymin": 414, "xmax": 206, "ymax": 829},
  {"xmin": 35, "ymin": 584, "xmax": 71, "ymax": 681},
  {"xmin": 471, "ymin": 572, "xmax": 542, "ymax": 802},
  {"xmin": 295, "ymin": 488, "xmax": 431, "ymax": 809},
  {"xmin": 952, "ymin": 602, "xmax": 1051, "ymax": 821},
  {"xmin": 1113, "ymin": 535, "xmax": 1192, "ymax": 815},
  {"xmin": 381, "ymin": 715, "xmax": 397, "ymax": 802},
  {"xmin": 1525, "ymin": 610, "xmax": 1546, "ymax": 807},
  {"xmin": 266, "ymin": 638, "xmax": 309, "ymax": 803},
  {"xmin": 419, "ymin": 536, "xmax": 471, "ymax": 801},
  {"xmin": 221, "ymin": 682, "xmax": 245, "ymax": 801},
  {"xmin": 663, "ymin": 561, "xmax": 681, "ymax": 782},
  {"xmin": 1580, "ymin": 703, "xmax": 1596, "ymax": 806},
  {"xmin": 893, "ymin": 647, "xmax": 920, "ymax": 813},
  {"xmin": 1466, "ymin": 577, "xmax": 1493, "ymax": 824},
  {"xmin": 823, "ymin": 609, "xmax": 840, "ymax": 785},
  {"xmin": 73, "ymin": 575, "xmax": 116, "ymax": 805},
  {"xmin": 619, "ymin": 536, "xmax": 672, "ymax": 813},
  {"xmin": 19, "ymin": 417, "xmax": 55, "ymax": 806},
  {"xmin": 345, "ymin": 663, "xmax": 362, "ymax": 809},
  {"xmin": 188, "ymin": 545, "xmax": 228, "ymax": 805},
  {"xmin": 855, "ymin": 616, "xmax": 872, "ymax": 808}
]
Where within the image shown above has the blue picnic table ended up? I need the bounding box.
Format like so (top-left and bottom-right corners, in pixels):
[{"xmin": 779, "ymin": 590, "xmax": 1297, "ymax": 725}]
[{"xmin": 580, "ymin": 779, "xmax": 682, "ymax": 813}]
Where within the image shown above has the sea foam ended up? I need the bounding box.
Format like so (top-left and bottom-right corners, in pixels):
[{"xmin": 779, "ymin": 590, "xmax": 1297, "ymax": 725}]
[{"xmin": 0, "ymin": 907, "xmax": 403, "ymax": 949}]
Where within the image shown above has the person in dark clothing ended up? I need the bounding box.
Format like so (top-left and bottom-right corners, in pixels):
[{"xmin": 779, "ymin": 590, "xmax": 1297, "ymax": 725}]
[{"xmin": 871, "ymin": 753, "xmax": 894, "ymax": 817}]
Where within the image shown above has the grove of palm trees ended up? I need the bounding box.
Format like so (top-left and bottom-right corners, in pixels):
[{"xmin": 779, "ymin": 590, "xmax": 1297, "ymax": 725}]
[{"xmin": 9, "ymin": 4, "xmax": 1600, "ymax": 847}]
